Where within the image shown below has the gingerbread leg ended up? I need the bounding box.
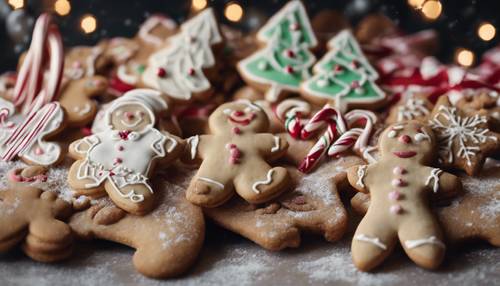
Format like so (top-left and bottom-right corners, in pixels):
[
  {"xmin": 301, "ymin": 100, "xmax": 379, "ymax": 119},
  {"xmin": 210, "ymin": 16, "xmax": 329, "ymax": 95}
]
[
  {"xmin": 398, "ymin": 219, "xmax": 445, "ymax": 270},
  {"xmin": 351, "ymin": 215, "xmax": 397, "ymax": 271},
  {"xmin": 104, "ymin": 180, "xmax": 154, "ymax": 215},
  {"xmin": 234, "ymin": 162, "xmax": 289, "ymax": 204},
  {"xmin": 186, "ymin": 164, "xmax": 234, "ymax": 207},
  {"xmin": 67, "ymin": 160, "xmax": 106, "ymax": 198}
]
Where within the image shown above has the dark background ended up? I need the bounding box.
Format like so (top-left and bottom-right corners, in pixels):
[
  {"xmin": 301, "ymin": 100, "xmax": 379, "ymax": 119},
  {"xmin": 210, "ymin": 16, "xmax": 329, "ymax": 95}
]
[{"xmin": 1, "ymin": 0, "xmax": 500, "ymax": 72}]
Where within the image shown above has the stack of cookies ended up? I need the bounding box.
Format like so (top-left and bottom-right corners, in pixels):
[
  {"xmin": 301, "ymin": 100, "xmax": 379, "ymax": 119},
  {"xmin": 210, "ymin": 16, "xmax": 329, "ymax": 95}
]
[{"xmin": 0, "ymin": 1, "xmax": 498, "ymax": 280}]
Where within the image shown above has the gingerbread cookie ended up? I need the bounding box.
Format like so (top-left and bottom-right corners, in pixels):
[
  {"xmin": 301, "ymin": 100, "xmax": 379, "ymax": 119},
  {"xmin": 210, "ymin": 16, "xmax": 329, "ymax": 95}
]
[
  {"xmin": 67, "ymin": 89, "xmax": 184, "ymax": 215},
  {"xmin": 386, "ymin": 92, "xmax": 433, "ymax": 124},
  {"xmin": 454, "ymin": 89, "xmax": 500, "ymax": 132},
  {"xmin": 201, "ymin": 155, "xmax": 364, "ymax": 251},
  {"xmin": 351, "ymin": 159, "xmax": 500, "ymax": 247},
  {"xmin": 0, "ymin": 166, "xmax": 73, "ymax": 262},
  {"xmin": 346, "ymin": 121, "xmax": 461, "ymax": 271},
  {"xmin": 142, "ymin": 8, "xmax": 223, "ymax": 103},
  {"xmin": 59, "ymin": 45, "xmax": 109, "ymax": 126},
  {"xmin": 184, "ymin": 100, "xmax": 290, "ymax": 207},
  {"xmin": 237, "ymin": 1, "xmax": 318, "ymax": 102},
  {"xmin": 429, "ymin": 96, "xmax": 500, "ymax": 175},
  {"xmin": 301, "ymin": 30, "xmax": 386, "ymax": 111},
  {"xmin": 69, "ymin": 171, "xmax": 204, "ymax": 278}
]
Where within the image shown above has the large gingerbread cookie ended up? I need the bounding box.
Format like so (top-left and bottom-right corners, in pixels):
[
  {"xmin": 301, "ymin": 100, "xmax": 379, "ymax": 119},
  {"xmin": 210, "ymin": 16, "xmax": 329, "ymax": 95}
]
[
  {"xmin": 0, "ymin": 166, "xmax": 73, "ymax": 262},
  {"xmin": 184, "ymin": 100, "xmax": 290, "ymax": 208},
  {"xmin": 346, "ymin": 121, "xmax": 461, "ymax": 271},
  {"xmin": 200, "ymin": 156, "xmax": 364, "ymax": 251},
  {"xmin": 67, "ymin": 89, "xmax": 184, "ymax": 215},
  {"xmin": 69, "ymin": 172, "xmax": 205, "ymax": 279}
]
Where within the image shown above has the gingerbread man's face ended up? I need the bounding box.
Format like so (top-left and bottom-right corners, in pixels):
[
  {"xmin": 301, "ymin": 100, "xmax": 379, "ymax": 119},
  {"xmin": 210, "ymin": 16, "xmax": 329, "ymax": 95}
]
[
  {"xmin": 209, "ymin": 101, "xmax": 269, "ymax": 134},
  {"xmin": 379, "ymin": 121, "xmax": 435, "ymax": 164},
  {"xmin": 108, "ymin": 102, "xmax": 154, "ymax": 131}
]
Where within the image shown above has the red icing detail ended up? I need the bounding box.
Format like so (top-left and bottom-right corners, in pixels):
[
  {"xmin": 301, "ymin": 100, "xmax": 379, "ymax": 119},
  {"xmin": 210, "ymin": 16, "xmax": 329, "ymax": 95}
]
[
  {"xmin": 114, "ymin": 158, "xmax": 123, "ymax": 164},
  {"xmin": 156, "ymin": 67, "xmax": 167, "ymax": 78},
  {"xmin": 290, "ymin": 23, "xmax": 300, "ymax": 31},
  {"xmin": 81, "ymin": 127, "xmax": 92, "ymax": 136},
  {"xmin": 285, "ymin": 65, "xmax": 294, "ymax": 74},
  {"xmin": 109, "ymin": 74, "xmax": 135, "ymax": 96},
  {"xmin": 351, "ymin": 81, "xmax": 360, "ymax": 89},
  {"xmin": 286, "ymin": 50, "xmax": 295, "ymax": 58},
  {"xmin": 34, "ymin": 147, "xmax": 44, "ymax": 155},
  {"xmin": 117, "ymin": 145, "xmax": 124, "ymax": 151},
  {"xmin": 399, "ymin": 135, "xmax": 412, "ymax": 144},
  {"xmin": 118, "ymin": 130, "xmax": 131, "ymax": 140},
  {"xmin": 393, "ymin": 151, "xmax": 417, "ymax": 158},
  {"xmin": 125, "ymin": 111, "xmax": 135, "ymax": 120},
  {"xmin": 334, "ymin": 64, "xmax": 343, "ymax": 72},
  {"xmin": 232, "ymin": 127, "xmax": 241, "ymax": 134},
  {"xmin": 233, "ymin": 110, "xmax": 244, "ymax": 116},
  {"xmin": 188, "ymin": 68, "xmax": 195, "ymax": 76}
]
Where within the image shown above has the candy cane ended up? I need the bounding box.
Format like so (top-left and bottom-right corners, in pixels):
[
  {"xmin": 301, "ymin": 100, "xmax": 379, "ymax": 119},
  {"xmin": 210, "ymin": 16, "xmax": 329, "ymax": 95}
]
[
  {"xmin": 300, "ymin": 105, "xmax": 346, "ymax": 140},
  {"xmin": 12, "ymin": 13, "xmax": 63, "ymax": 115},
  {"xmin": 275, "ymin": 99, "xmax": 311, "ymax": 139}
]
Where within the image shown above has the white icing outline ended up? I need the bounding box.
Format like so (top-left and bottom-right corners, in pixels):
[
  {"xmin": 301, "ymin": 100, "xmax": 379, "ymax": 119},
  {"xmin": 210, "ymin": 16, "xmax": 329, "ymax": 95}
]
[
  {"xmin": 138, "ymin": 15, "xmax": 177, "ymax": 46},
  {"xmin": 425, "ymin": 168, "xmax": 442, "ymax": 193},
  {"xmin": 198, "ymin": 177, "xmax": 225, "ymax": 190},
  {"xmin": 252, "ymin": 169, "xmax": 275, "ymax": 194},
  {"xmin": 187, "ymin": 135, "xmax": 199, "ymax": 159},
  {"xmin": 405, "ymin": 236, "xmax": 445, "ymax": 249},
  {"xmin": 356, "ymin": 165, "xmax": 367, "ymax": 188},
  {"xmin": 73, "ymin": 102, "xmax": 92, "ymax": 116},
  {"xmin": 271, "ymin": 136, "xmax": 280, "ymax": 152},
  {"xmin": 354, "ymin": 234, "xmax": 387, "ymax": 250},
  {"xmin": 117, "ymin": 65, "xmax": 139, "ymax": 85}
]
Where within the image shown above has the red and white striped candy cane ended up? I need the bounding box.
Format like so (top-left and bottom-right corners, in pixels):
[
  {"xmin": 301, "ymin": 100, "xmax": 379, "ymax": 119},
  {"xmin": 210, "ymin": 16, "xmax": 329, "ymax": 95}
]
[
  {"xmin": 275, "ymin": 99, "xmax": 311, "ymax": 139},
  {"xmin": 13, "ymin": 13, "xmax": 63, "ymax": 115}
]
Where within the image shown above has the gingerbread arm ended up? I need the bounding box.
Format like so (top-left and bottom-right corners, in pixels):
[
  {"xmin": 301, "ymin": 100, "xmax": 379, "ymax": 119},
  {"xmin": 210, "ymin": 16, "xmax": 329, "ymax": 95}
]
[
  {"xmin": 181, "ymin": 134, "xmax": 212, "ymax": 165},
  {"xmin": 425, "ymin": 167, "xmax": 462, "ymax": 200},
  {"xmin": 68, "ymin": 138, "xmax": 92, "ymax": 160},
  {"xmin": 160, "ymin": 132, "xmax": 184, "ymax": 158},
  {"xmin": 346, "ymin": 165, "xmax": 369, "ymax": 193},
  {"xmin": 256, "ymin": 134, "xmax": 289, "ymax": 160}
]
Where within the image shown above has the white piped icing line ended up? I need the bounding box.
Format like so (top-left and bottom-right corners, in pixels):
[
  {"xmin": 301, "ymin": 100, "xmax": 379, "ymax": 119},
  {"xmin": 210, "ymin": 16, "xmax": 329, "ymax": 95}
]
[
  {"xmin": 405, "ymin": 236, "xmax": 445, "ymax": 249},
  {"xmin": 187, "ymin": 135, "xmax": 199, "ymax": 159},
  {"xmin": 425, "ymin": 168, "xmax": 442, "ymax": 193},
  {"xmin": 396, "ymin": 97, "xmax": 430, "ymax": 122},
  {"xmin": 356, "ymin": 165, "xmax": 367, "ymax": 188},
  {"xmin": 198, "ymin": 177, "xmax": 224, "ymax": 190},
  {"xmin": 73, "ymin": 103, "xmax": 92, "ymax": 116},
  {"xmin": 252, "ymin": 169, "xmax": 274, "ymax": 194},
  {"xmin": 271, "ymin": 136, "xmax": 280, "ymax": 152},
  {"xmin": 354, "ymin": 234, "xmax": 387, "ymax": 250},
  {"xmin": 117, "ymin": 65, "xmax": 139, "ymax": 85},
  {"xmin": 429, "ymin": 105, "xmax": 497, "ymax": 167},
  {"xmin": 138, "ymin": 15, "xmax": 177, "ymax": 46}
]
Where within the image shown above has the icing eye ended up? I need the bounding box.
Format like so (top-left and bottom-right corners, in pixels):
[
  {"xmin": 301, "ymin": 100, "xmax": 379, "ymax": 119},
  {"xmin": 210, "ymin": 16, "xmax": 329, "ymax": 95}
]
[
  {"xmin": 244, "ymin": 107, "xmax": 252, "ymax": 113},
  {"xmin": 388, "ymin": 130, "xmax": 397, "ymax": 138},
  {"xmin": 223, "ymin": 108, "xmax": 232, "ymax": 115},
  {"xmin": 414, "ymin": 132, "xmax": 430, "ymax": 142}
]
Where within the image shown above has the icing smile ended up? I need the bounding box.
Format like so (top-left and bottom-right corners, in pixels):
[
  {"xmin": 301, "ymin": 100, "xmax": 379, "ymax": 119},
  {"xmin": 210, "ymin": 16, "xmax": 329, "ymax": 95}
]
[
  {"xmin": 225, "ymin": 109, "xmax": 256, "ymax": 126},
  {"xmin": 393, "ymin": 151, "xmax": 417, "ymax": 158}
]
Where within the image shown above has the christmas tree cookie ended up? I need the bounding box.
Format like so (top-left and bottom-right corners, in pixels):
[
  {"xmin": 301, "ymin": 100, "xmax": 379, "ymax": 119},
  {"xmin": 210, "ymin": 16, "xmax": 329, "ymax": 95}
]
[
  {"xmin": 301, "ymin": 30, "xmax": 386, "ymax": 110},
  {"xmin": 237, "ymin": 1, "xmax": 317, "ymax": 102},
  {"xmin": 142, "ymin": 8, "xmax": 223, "ymax": 102}
]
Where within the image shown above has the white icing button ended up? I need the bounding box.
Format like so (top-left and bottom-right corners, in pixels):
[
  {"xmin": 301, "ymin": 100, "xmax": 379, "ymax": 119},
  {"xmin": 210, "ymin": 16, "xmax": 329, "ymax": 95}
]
[
  {"xmin": 390, "ymin": 204, "xmax": 403, "ymax": 214},
  {"xmin": 388, "ymin": 190, "xmax": 401, "ymax": 201}
]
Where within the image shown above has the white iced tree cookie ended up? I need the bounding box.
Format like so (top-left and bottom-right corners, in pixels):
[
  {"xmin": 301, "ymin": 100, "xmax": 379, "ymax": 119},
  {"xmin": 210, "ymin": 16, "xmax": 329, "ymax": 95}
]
[
  {"xmin": 142, "ymin": 8, "xmax": 222, "ymax": 102},
  {"xmin": 67, "ymin": 89, "xmax": 184, "ymax": 215}
]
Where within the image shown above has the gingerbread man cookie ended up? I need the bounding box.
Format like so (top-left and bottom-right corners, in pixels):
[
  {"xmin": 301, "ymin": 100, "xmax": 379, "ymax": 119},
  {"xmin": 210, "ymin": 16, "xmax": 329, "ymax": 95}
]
[
  {"xmin": 346, "ymin": 121, "xmax": 461, "ymax": 271},
  {"xmin": 67, "ymin": 89, "xmax": 184, "ymax": 215},
  {"xmin": 69, "ymin": 172, "xmax": 205, "ymax": 278},
  {"xmin": 184, "ymin": 100, "xmax": 290, "ymax": 207},
  {"xmin": 386, "ymin": 92, "xmax": 433, "ymax": 124},
  {"xmin": 0, "ymin": 166, "xmax": 73, "ymax": 262},
  {"xmin": 59, "ymin": 45, "xmax": 109, "ymax": 126}
]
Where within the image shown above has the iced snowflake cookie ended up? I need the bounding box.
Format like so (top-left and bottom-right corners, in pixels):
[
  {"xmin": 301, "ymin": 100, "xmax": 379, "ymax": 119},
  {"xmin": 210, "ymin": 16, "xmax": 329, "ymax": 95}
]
[
  {"xmin": 301, "ymin": 30, "xmax": 386, "ymax": 111},
  {"xmin": 0, "ymin": 166, "xmax": 73, "ymax": 262},
  {"xmin": 237, "ymin": 1, "xmax": 318, "ymax": 102},
  {"xmin": 454, "ymin": 89, "xmax": 500, "ymax": 132},
  {"xmin": 184, "ymin": 100, "xmax": 290, "ymax": 207},
  {"xmin": 59, "ymin": 45, "xmax": 109, "ymax": 126},
  {"xmin": 67, "ymin": 89, "xmax": 184, "ymax": 215},
  {"xmin": 201, "ymin": 156, "xmax": 364, "ymax": 251},
  {"xmin": 142, "ymin": 8, "xmax": 223, "ymax": 103},
  {"xmin": 386, "ymin": 93, "xmax": 433, "ymax": 124},
  {"xmin": 69, "ymin": 173, "xmax": 204, "ymax": 278},
  {"xmin": 429, "ymin": 96, "xmax": 500, "ymax": 175},
  {"xmin": 351, "ymin": 159, "xmax": 500, "ymax": 247},
  {"xmin": 346, "ymin": 121, "xmax": 461, "ymax": 271}
]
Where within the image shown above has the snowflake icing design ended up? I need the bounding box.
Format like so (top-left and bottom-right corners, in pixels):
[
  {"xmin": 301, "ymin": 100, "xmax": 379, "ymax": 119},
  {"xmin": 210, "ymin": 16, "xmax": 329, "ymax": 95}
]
[{"xmin": 429, "ymin": 105, "xmax": 498, "ymax": 167}]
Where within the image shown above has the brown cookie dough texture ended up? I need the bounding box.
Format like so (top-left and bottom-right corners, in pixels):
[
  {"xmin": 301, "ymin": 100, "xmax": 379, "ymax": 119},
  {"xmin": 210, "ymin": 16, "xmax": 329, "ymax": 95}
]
[
  {"xmin": 0, "ymin": 167, "xmax": 73, "ymax": 262},
  {"xmin": 201, "ymin": 155, "xmax": 364, "ymax": 251},
  {"xmin": 346, "ymin": 121, "xmax": 461, "ymax": 271},
  {"xmin": 184, "ymin": 100, "xmax": 290, "ymax": 208},
  {"xmin": 69, "ymin": 177, "xmax": 205, "ymax": 279},
  {"xmin": 67, "ymin": 89, "xmax": 184, "ymax": 215}
]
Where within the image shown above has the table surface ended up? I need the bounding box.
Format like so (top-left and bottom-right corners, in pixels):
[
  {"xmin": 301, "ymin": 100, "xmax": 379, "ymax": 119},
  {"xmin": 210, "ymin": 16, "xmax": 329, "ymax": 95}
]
[{"xmin": 0, "ymin": 214, "xmax": 498, "ymax": 286}]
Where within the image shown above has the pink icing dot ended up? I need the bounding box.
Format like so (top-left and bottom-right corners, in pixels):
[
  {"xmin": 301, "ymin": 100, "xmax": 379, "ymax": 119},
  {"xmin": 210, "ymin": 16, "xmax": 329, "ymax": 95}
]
[
  {"xmin": 35, "ymin": 147, "xmax": 44, "ymax": 155},
  {"xmin": 393, "ymin": 166, "xmax": 407, "ymax": 175},
  {"xmin": 232, "ymin": 127, "xmax": 241, "ymax": 134},
  {"xmin": 114, "ymin": 158, "xmax": 123, "ymax": 164},
  {"xmin": 388, "ymin": 190, "xmax": 401, "ymax": 201},
  {"xmin": 117, "ymin": 145, "xmax": 124, "ymax": 151},
  {"xmin": 390, "ymin": 204, "xmax": 403, "ymax": 214},
  {"xmin": 391, "ymin": 178, "xmax": 407, "ymax": 187}
]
